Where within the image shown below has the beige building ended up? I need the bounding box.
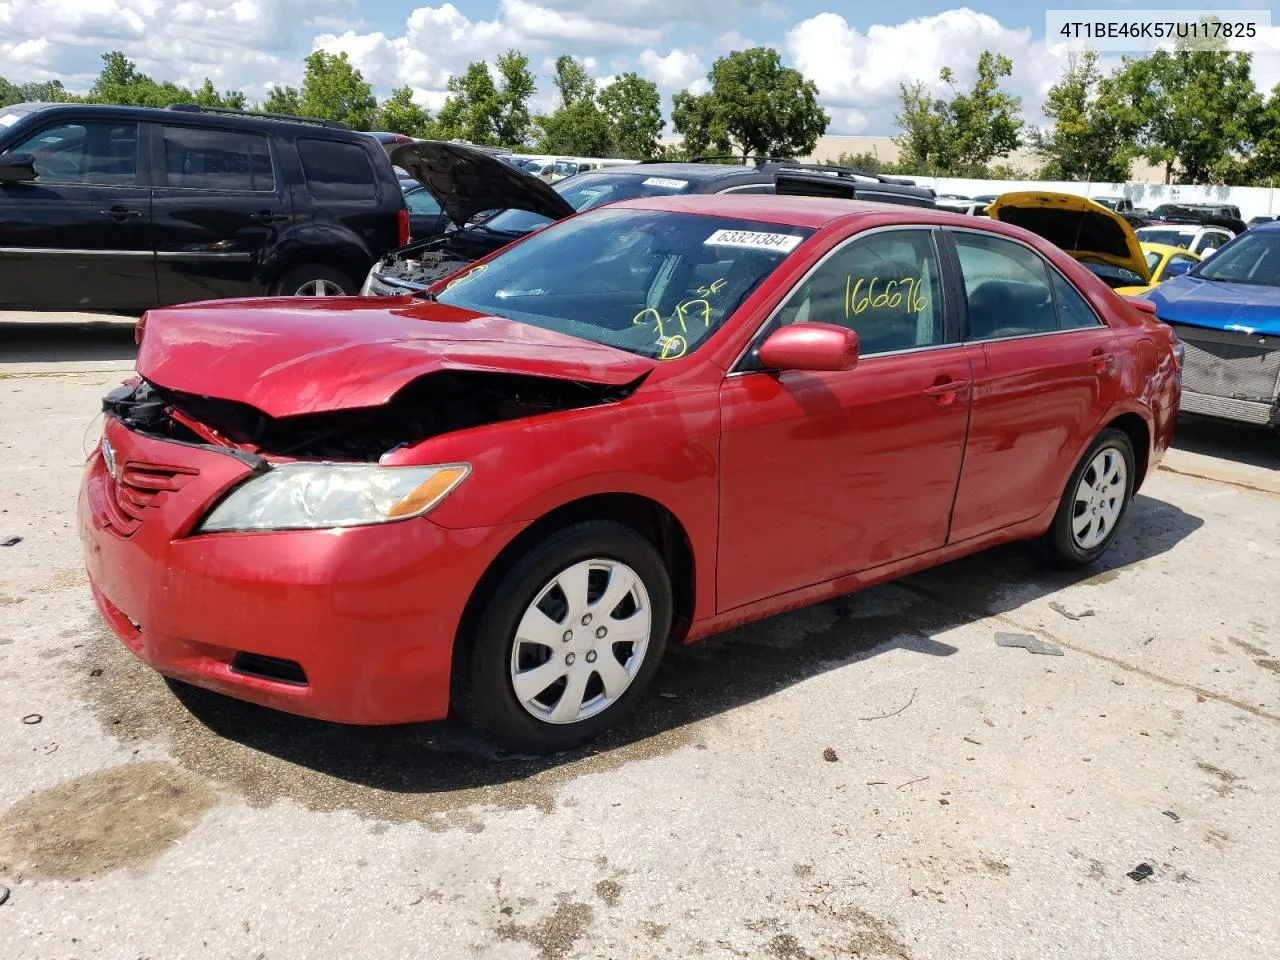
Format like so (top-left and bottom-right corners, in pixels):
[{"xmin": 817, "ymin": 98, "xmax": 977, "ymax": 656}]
[{"xmin": 660, "ymin": 134, "xmax": 1167, "ymax": 183}]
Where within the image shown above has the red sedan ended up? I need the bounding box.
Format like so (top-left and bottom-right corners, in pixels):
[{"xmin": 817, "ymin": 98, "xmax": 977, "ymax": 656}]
[{"xmin": 79, "ymin": 195, "xmax": 1181, "ymax": 752}]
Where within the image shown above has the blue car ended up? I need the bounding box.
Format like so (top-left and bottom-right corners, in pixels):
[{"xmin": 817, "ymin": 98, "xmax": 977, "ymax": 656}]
[{"xmin": 1143, "ymin": 223, "xmax": 1280, "ymax": 428}]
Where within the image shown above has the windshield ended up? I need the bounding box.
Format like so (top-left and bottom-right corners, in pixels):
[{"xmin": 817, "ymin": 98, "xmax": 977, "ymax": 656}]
[
  {"xmin": 553, "ymin": 161, "xmax": 580, "ymax": 178},
  {"xmin": 1137, "ymin": 228, "xmax": 1194, "ymax": 248},
  {"xmin": 478, "ymin": 171, "xmax": 696, "ymax": 235},
  {"xmin": 1196, "ymin": 230, "xmax": 1280, "ymax": 285},
  {"xmin": 434, "ymin": 208, "xmax": 812, "ymax": 360}
]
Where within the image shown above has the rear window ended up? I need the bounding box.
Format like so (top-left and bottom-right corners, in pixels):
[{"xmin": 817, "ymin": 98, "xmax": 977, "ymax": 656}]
[
  {"xmin": 480, "ymin": 171, "xmax": 694, "ymax": 235},
  {"xmin": 297, "ymin": 139, "xmax": 376, "ymax": 201},
  {"xmin": 1137, "ymin": 228, "xmax": 1195, "ymax": 248},
  {"xmin": 162, "ymin": 126, "xmax": 274, "ymax": 191}
]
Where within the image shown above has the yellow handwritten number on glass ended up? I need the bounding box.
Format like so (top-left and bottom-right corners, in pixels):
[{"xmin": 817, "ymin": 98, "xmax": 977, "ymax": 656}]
[{"xmin": 845, "ymin": 275, "xmax": 928, "ymax": 318}]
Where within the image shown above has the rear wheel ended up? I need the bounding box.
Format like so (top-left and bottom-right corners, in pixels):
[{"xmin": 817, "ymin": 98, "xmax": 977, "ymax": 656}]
[
  {"xmin": 455, "ymin": 521, "xmax": 672, "ymax": 753},
  {"xmin": 273, "ymin": 263, "xmax": 355, "ymax": 297},
  {"xmin": 1041, "ymin": 428, "xmax": 1136, "ymax": 567}
]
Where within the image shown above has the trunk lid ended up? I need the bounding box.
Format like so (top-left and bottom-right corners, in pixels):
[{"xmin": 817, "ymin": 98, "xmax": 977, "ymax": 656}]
[
  {"xmin": 987, "ymin": 191, "xmax": 1151, "ymax": 284},
  {"xmin": 136, "ymin": 297, "xmax": 655, "ymax": 418},
  {"xmin": 390, "ymin": 141, "xmax": 576, "ymax": 229}
]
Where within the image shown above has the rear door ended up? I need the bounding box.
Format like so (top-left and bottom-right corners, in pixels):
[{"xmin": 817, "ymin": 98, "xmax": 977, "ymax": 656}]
[
  {"xmin": 151, "ymin": 123, "xmax": 286, "ymax": 305},
  {"xmin": 944, "ymin": 229, "xmax": 1121, "ymax": 542},
  {"xmin": 0, "ymin": 117, "xmax": 154, "ymax": 310}
]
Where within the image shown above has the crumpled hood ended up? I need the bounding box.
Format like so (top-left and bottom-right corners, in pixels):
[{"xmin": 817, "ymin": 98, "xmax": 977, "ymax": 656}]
[
  {"xmin": 391, "ymin": 141, "xmax": 575, "ymax": 228},
  {"xmin": 135, "ymin": 297, "xmax": 655, "ymax": 418},
  {"xmin": 1145, "ymin": 275, "xmax": 1280, "ymax": 336},
  {"xmin": 988, "ymin": 191, "xmax": 1150, "ymax": 283}
]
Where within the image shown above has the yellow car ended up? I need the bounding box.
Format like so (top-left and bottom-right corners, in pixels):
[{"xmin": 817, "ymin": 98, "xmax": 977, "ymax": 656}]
[
  {"xmin": 986, "ymin": 192, "xmax": 1152, "ymax": 290},
  {"xmin": 1115, "ymin": 243, "xmax": 1201, "ymax": 296}
]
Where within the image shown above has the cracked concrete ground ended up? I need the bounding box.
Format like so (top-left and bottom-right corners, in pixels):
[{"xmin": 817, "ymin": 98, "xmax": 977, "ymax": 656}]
[{"xmin": 2, "ymin": 316, "xmax": 1279, "ymax": 960}]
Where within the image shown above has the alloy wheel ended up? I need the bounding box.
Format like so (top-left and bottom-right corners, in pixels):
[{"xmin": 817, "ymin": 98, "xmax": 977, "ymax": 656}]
[
  {"xmin": 509, "ymin": 558, "xmax": 652, "ymax": 725},
  {"xmin": 1071, "ymin": 446, "xmax": 1127, "ymax": 550},
  {"xmin": 294, "ymin": 278, "xmax": 345, "ymax": 296}
]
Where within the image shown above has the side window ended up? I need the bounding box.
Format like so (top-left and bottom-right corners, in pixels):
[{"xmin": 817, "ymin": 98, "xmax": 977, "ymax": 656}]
[
  {"xmin": 774, "ymin": 229, "xmax": 945, "ymax": 356},
  {"xmin": 297, "ymin": 139, "xmax": 376, "ymax": 201},
  {"xmin": 1198, "ymin": 231, "xmax": 1230, "ymax": 254},
  {"xmin": 161, "ymin": 126, "xmax": 274, "ymax": 191},
  {"xmin": 9, "ymin": 121, "xmax": 138, "ymax": 185},
  {"xmin": 1050, "ymin": 270, "xmax": 1101, "ymax": 329},
  {"xmin": 404, "ymin": 189, "xmax": 441, "ymax": 215},
  {"xmin": 953, "ymin": 233, "xmax": 1055, "ymax": 339}
]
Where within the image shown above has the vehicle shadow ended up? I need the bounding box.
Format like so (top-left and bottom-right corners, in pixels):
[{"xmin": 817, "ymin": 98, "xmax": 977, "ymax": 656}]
[
  {"xmin": 0, "ymin": 319, "xmax": 138, "ymax": 364},
  {"xmin": 1174, "ymin": 414, "xmax": 1279, "ymax": 470},
  {"xmin": 168, "ymin": 491, "xmax": 1204, "ymax": 796}
]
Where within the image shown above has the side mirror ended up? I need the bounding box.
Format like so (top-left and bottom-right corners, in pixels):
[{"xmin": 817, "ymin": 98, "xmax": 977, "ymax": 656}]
[
  {"xmin": 0, "ymin": 152, "xmax": 37, "ymax": 183},
  {"xmin": 1163, "ymin": 259, "xmax": 1193, "ymax": 279},
  {"xmin": 757, "ymin": 323, "xmax": 859, "ymax": 372}
]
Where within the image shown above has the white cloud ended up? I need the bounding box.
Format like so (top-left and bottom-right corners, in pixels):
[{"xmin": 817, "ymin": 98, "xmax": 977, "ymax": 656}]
[
  {"xmin": 638, "ymin": 48, "xmax": 708, "ymax": 94},
  {"xmin": 786, "ymin": 8, "xmax": 1065, "ymax": 132}
]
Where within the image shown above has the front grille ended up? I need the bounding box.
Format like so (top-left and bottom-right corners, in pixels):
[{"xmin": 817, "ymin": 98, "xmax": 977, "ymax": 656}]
[
  {"xmin": 104, "ymin": 459, "xmax": 198, "ymax": 535},
  {"xmin": 1174, "ymin": 324, "xmax": 1280, "ymax": 403},
  {"xmin": 229, "ymin": 652, "xmax": 309, "ymax": 686}
]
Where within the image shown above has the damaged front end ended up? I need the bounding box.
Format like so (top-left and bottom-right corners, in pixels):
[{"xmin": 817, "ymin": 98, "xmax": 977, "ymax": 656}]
[{"xmin": 105, "ymin": 370, "xmax": 639, "ymax": 463}]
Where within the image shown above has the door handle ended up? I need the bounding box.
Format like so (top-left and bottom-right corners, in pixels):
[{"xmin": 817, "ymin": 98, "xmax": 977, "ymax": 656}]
[
  {"xmin": 1091, "ymin": 349, "xmax": 1116, "ymax": 373},
  {"xmin": 100, "ymin": 207, "xmax": 142, "ymax": 220},
  {"xmin": 250, "ymin": 210, "xmax": 288, "ymax": 224},
  {"xmin": 924, "ymin": 379, "xmax": 969, "ymax": 406}
]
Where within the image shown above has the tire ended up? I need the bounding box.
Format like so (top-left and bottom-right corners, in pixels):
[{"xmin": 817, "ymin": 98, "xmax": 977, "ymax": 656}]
[
  {"xmin": 272, "ymin": 263, "xmax": 355, "ymax": 297},
  {"xmin": 1041, "ymin": 428, "xmax": 1137, "ymax": 567},
  {"xmin": 455, "ymin": 521, "xmax": 673, "ymax": 754}
]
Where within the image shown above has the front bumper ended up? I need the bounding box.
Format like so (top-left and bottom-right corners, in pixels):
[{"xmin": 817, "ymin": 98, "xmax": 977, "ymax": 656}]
[
  {"xmin": 1173, "ymin": 323, "xmax": 1280, "ymax": 427},
  {"xmin": 78, "ymin": 417, "xmax": 522, "ymax": 724}
]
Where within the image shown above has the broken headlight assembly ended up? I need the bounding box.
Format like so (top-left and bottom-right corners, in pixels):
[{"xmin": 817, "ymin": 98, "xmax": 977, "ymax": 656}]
[{"xmin": 198, "ymin": 463, "xmax": 470, "ymax": 533}]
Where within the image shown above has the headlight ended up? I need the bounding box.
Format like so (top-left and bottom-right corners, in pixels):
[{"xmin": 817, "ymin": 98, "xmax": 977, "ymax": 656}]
[
  {"xmin": 360, "ymin": 265, "xmax": 380, "ymax": 296},
  {"xmin": 199, "ymin": 463, "xmax": 469, "ymax": 533}
]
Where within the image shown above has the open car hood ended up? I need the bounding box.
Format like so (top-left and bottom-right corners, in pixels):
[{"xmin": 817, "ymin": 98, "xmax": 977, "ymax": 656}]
[
  {"xmin": 135, "ymin": 297, "xmax": 654, "ymax": 418},
  {"xmin": 987, "ymin": 192, "xmax": 1151, "ymax": 284},
  {"xmin": 391, "ymin": 141, "xmax": 576, "ymax": 228}
]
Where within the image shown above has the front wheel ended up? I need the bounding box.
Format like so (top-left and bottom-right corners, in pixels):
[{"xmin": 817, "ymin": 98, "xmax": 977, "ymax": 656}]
[
  {"xmin": 455, "ymin": 521, "xmax": 672, "ymax": 753},
  {"xmin": 272, "ymin": 263, "xmax": 355, "ymax": 297},
  {"xmin": 1041, "ymin": 428, "xmax": 1136, "ymax": 567}
]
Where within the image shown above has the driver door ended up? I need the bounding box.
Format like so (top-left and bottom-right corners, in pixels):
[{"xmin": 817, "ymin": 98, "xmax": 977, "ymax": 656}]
[
  {"xmin": 0, "ymin": 118, "xmax": 154, "ymax": 310},
  {"xmin": 716, "ymin": 228, "xmax": 971, "ymax": 611}
]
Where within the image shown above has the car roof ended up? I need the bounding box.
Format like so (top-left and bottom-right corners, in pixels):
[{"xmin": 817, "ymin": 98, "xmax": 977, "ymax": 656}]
[
  {"xmin": 607, "ymin": 193, "xmax": 961, "ymax": 228},
  {"xmin": 592, "ymin": 162, "xmax": 767, "ymax": 183},
  {"xmin": 2, "ymin": 101, "xmax": 369, "ymax": 142}
]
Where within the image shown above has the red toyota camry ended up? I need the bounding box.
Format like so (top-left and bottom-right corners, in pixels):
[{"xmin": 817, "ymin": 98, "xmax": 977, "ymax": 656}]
[{"xmin": 80, "ymin": 195, "xmax": 1181, "ymax": 752}]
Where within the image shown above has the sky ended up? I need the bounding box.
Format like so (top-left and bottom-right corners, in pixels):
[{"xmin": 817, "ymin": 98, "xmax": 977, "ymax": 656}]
[{"xmin": 3, "ymin": 0, "xmax": 1279, "ymax": 134}]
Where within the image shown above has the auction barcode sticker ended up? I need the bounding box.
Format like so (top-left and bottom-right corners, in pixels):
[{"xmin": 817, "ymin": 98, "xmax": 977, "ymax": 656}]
[
  {"xmin": 642, "ymin": 176, "xmax": 690, "ymax": 189},
  {"xmin": 704, "ymin": 229, "xmax": 803, "ymax": 253}
]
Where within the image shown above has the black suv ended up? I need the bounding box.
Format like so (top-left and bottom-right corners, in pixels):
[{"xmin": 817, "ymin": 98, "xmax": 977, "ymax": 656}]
[
  {"xmin": 0, "ymin": 102, "xmax": 407, "ymax": 311},
  {"xmin": 362, "ymin": 144, "xmax": 937, "ymax": 294}
]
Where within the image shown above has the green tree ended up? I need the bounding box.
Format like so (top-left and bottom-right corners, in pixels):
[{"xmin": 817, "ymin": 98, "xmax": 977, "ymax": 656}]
[
  {"xmin": 263, "ymin": 85, "xmax": 303, "ymax": 115},
  {"xmin": 1244, "ymin": 86, "xmax": 1280, "ymax": 183},
  {"xmin": 598, "ymin": 73, "xmax": 663, "ymax": 158},
  {"xmin": 84, "ymin": 51, "xmax": 243, "ymax": 110},
  {"xmin": 672, "ymin": 47, "xmax": 828, "ymax": 160},
  {"xmin": 377, "ymin": 86, "xmax": 434, "ymax": 137},
  {"xmin": 436, "ymin": 62, "xmax": 502, "ymax": 144},
  {"xmin": 297, "ymin": 50, "xmax": 376, "ymax": 129},
  {"xmin": 0, "ymin": 77, "xmax": 73, "ymax": 107},
  {"xmin": 492, "ymin": 50, "xmax": 535, "ymax": 146},
  {"xmin": 893, "ymin": 81, "xmax": 943, "ymax": 171},
  {"xmin": 892, "ymin": 51, "xmax": 1023, "ymax": 175},
  {"xmin": 535, "ymin": 55, "xmax": 613, "ymax": 156},
  {"xmin": 1031, "ymin": 50, "xmax": 1132, "ymax": 182},
  {"xmin": 1109, "ymin": 46, "xmax": 1259, "ymax": 184}
]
